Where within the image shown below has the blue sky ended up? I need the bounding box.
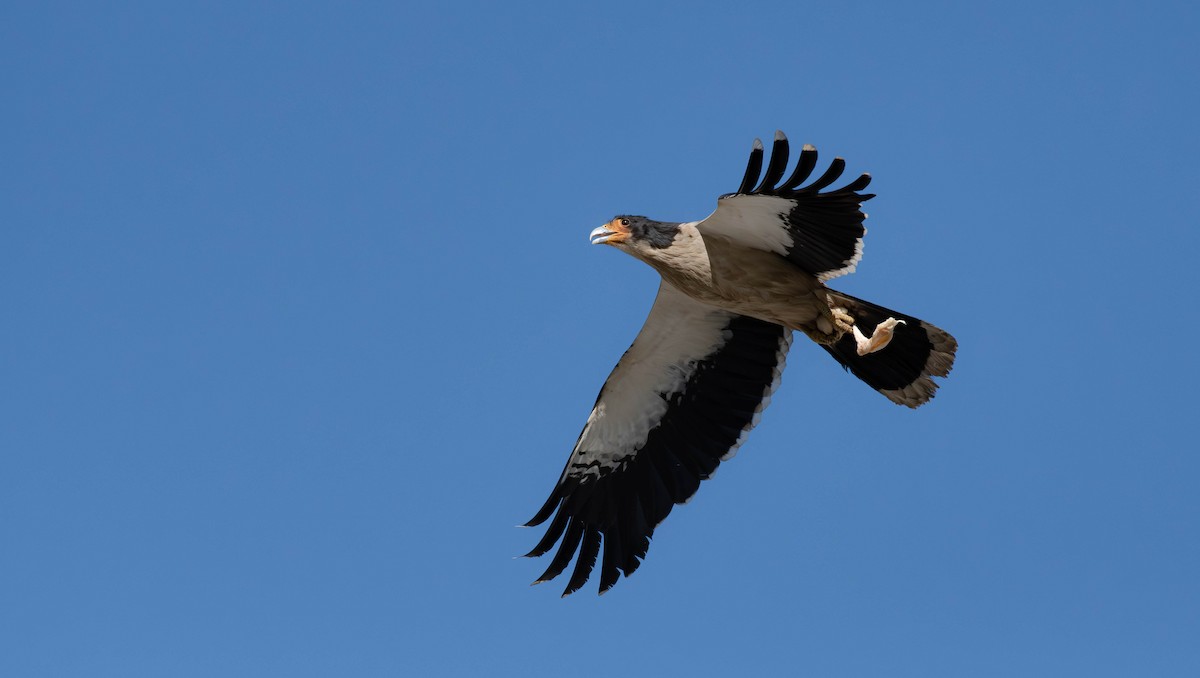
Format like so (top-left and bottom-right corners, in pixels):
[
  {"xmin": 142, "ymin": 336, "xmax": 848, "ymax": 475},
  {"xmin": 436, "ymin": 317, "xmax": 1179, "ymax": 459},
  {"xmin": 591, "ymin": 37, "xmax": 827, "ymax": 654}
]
[{"xmin": 3, "ymin": 1, "xmax": 1199, "ymax": 676}]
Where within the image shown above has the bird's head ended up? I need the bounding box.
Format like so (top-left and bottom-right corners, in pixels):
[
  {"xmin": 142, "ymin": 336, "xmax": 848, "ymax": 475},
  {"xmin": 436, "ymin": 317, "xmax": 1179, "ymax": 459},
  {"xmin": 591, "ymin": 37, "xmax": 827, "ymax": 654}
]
[{"xmin": 589, "ymin": 216, "xmax": 680, "ymax": 252}]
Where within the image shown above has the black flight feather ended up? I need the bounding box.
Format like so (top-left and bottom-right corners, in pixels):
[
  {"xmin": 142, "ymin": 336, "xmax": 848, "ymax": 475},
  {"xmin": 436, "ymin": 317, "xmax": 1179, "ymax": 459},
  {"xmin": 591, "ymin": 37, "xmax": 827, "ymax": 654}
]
[
  {"xmin": 523, "ymin": 506, "xmax": 570, "ymax": 558},
  {"xmin": 736, "ymin": 138, "xmax": 765, "ymax": 195},
  {"xmin": 563, "ymin": 528, "xmax": 602, "ymax": 596},
  {"xmin": 804, "ymin": 157, "xmax": 846, "ymax": 192},
  {"xmin": 781, "ymin": 143, "xmax": 819, "ymax": 192},
  {"xmin": 535, "ymin": 519, "xmax": 584, "ymax": 585},
  {"xmin": 755, "ymin": 131, "xmax": 790, "ymax": 193}
]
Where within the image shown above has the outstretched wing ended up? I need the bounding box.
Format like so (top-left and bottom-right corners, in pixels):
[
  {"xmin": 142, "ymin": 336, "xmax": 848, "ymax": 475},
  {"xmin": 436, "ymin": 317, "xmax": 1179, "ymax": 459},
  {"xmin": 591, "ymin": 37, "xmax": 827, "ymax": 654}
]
[
  {"xmin": 524, "ymin": 282, "xmax": 792, "ymax": 596},
  {"xmin": 697, "ymin": 130, "xmax": 874, "ymax": 282}
]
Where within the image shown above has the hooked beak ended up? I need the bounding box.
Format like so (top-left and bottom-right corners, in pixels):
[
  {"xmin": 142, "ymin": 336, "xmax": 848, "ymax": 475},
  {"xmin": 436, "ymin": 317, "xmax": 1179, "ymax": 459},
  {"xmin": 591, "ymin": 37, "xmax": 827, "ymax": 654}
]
[
  {"xmin": 589, "ymin": 226, "xmax": 616, "ymax": 245},
  {"xmin": 589, "ymin": 219, "xmax": 631, "ymax": 245}
]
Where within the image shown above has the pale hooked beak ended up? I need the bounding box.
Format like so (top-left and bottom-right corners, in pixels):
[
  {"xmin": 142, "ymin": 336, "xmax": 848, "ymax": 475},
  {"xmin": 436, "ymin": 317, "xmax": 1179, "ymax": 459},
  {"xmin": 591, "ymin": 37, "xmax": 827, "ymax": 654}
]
[
  {"xmin": 589, "ymin": 219, "xmax": 631, "ymax": 245},
  {"xmin": 589, "ymin": 225, "xmax": 617, "ymax": 245}
]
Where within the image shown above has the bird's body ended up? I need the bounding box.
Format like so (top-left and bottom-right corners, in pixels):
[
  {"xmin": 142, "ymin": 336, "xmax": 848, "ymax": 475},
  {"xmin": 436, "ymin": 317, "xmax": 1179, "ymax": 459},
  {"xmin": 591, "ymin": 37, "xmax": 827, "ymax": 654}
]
[
  {"xmin": 526, "ymin": 132, "xmax": 957, "ymax": 596},
  {"xmin": 631, "ymin": 223, "xmax": 842, "ymax": 339}
]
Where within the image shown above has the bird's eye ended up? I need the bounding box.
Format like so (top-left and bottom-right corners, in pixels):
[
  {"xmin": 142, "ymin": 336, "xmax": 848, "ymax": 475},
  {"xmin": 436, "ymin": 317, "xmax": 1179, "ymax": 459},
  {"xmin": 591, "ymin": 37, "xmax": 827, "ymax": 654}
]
[{"xmin": 620, "ymin": 218, "xmax": 630, "ymax": 227}]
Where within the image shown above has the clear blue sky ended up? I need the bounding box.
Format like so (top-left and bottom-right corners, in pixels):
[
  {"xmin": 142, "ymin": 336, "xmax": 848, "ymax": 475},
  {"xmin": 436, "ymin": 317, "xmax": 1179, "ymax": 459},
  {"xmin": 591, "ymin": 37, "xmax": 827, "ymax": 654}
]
[{"xmin": 3, "ymin": 2, "xmax": 1198, "ymax": 676}]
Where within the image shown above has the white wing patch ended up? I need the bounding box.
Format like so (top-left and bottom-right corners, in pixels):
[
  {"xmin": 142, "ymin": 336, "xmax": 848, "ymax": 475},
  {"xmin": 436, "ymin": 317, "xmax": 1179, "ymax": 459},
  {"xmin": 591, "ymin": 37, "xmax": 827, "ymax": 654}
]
[
  {"xmin": 567, "ymin": 283, "xmax": 733, "ymax": 480},
  {"xmin": 694, "ymin": 135, "xmax": 873, "ymax": 283},
  {"xmin": 693, "ymin": 194, "xmax": 796, "ymax": 256},
  {"xmin": 525, "ymin": 279, "xmax": 794, "ymax": 595}
]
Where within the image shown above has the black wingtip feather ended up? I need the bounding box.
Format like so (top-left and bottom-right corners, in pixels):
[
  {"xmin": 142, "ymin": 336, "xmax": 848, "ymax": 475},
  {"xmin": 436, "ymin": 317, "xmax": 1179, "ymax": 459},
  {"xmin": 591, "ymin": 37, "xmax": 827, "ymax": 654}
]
[
  {"xmin": 740, "ymin": 134, "xmax": 871, "ymax": 201},
  {"xmin": 522, "ymin": 506, "xmax": 570, "ymax": 558},
  {"xmin": 598, "ymin": 523, "xmax": 623, "ymax": 594},
  {"xmin": 524, "ymin": 486, "xmax": 561, "ymax": 527},
  {"xmin": 534, "ymin": 519, "xmax": 583, "ymax": 585},
  {"xmin": 755, "ymin": 132, "xmax": 790, "ymax": 193},
  {"xmin": 805, "ymin": 157, "xmax": 846, "ymax": 192},
  {"xmin": 736, "ymin": 138, "xmax": 765, "ymax": 194},
  {"xmin": 781, "ymin": 144, "xmax": 818, "ymax": 192},
  {"xmin": 562, "ymin": 528, "xmax": 602, "ymax": 596},
  {"xmin": 844, "ymin": 172, "xmax": 873, "ymax": 193}
]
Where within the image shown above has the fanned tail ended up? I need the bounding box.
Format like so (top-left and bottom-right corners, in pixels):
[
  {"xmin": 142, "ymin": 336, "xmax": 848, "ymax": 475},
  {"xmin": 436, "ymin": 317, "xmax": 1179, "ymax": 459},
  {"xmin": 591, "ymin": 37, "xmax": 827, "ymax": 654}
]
[{"xmin": 821, "ymin": 291, "xmax": 956, "ymax": 407}]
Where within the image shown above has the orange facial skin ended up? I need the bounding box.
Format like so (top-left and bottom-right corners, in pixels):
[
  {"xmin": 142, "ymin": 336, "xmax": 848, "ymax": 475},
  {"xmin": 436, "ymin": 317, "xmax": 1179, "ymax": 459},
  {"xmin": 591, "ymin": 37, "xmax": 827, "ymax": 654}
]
[
  {"xmin": 601, "ymin": 218, "xmax": 631, "ymax": 244},
  {"xmin": 590, "ymin": 218, "xmax": 632, "ymax": 245}
]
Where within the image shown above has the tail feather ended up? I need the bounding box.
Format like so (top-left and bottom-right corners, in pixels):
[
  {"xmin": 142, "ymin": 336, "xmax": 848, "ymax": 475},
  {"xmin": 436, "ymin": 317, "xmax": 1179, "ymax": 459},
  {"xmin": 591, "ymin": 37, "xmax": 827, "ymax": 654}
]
[{"xmin": 823, "ymin": 290, "xmax": 956, "ymax": 407}]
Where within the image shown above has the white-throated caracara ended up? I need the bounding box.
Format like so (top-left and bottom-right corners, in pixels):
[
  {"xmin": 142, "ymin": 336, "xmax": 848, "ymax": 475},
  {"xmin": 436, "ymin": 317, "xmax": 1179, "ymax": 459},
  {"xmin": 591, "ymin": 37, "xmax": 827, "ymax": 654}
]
[{"xmin": 525, "ymin": 132, "xmax": 957, "ymax": 596}]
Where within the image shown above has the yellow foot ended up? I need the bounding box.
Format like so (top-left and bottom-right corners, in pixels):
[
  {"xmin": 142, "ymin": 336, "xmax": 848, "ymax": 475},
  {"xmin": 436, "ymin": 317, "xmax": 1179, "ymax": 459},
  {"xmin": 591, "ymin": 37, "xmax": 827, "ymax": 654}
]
[
  {"xmin": 831, "ymin": 306, "xmax": 854, "ymax": 336},
  {"xmin": 853, "ymin": 317, "xmax": 906, "ymax": 356},
  {"xmin": 808, "ymin": 307, "xmax": 855, "ymax": 345}
]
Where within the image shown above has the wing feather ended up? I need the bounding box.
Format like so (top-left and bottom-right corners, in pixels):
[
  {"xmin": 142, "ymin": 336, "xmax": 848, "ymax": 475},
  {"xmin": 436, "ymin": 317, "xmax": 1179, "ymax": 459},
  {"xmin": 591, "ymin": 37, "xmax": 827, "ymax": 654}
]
[
  {"xmin": 522, "ymin": 506, "xmax": 569, "ymax": 559},
  {"xmin": 735, "ymin": 137, "xmax": 765, "ymax": 195},
  {"xmin": 700, "ymin": 131, "xmax": 874, "ymax": 282},
  {"xmin": 755, "ymin": 130, "xmax": 791, "ymax": 192},
  {"xmin": 781, "ymin": 143, "xmax": 819, "ymax": 191},
  {"xmin": 564, "ymin": 528, "xmax": 602, "ymax": 596},
  {"xmin": 525, "ymin": 282, "xmax": 791, "ymax": 595},
  {"xmin": 534, "ymin": 519, "xmax": 584, "ymax": 585},
  {"xmin": 805, "ymin": 156, "xmax": 847, "ymax": 192}
]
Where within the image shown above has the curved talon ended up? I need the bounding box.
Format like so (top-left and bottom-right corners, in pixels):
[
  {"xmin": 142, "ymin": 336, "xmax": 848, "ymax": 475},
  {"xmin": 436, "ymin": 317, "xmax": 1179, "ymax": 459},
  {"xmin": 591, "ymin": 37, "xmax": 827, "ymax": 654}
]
[
  {"xmin": 854, "ymin": 317, "xmax": 906, "ymax": 356},
  {"xmin": 830, "ymin": 307, "xmax": 854, "ymax": 336},
  {"xmin": 807, "ymin": 307, "xmax": 855, "ymax": 345}
]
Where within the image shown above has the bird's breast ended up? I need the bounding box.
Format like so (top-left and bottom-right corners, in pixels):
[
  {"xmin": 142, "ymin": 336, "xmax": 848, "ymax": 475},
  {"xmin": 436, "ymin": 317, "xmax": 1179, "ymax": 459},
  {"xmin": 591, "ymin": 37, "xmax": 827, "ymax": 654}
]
[{"xmin": 648, "ymin": 231, "xmax": 827, "ymax": 329}]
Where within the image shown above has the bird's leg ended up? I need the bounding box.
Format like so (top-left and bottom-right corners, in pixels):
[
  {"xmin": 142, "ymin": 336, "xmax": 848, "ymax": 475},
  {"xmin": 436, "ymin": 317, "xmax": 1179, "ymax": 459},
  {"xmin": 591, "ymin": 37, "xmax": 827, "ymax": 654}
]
[
  {"xmin": 853, "ymin": 317, "xmax": 907, "ymax": 356},
  {"xmin": 830, "ymin": 306, "xmax": 854, "ymax": 336},
  {"xmin": 804, "ymin": 306, "xmax": 855, "ymax": 345}
]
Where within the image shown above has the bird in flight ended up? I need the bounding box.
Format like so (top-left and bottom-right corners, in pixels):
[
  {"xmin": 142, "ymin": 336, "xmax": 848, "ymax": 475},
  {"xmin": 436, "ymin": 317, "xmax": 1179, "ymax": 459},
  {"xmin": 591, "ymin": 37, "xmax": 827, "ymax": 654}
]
[{"xmin": 524, "ymin": 131, "xmax": 957, "ymax": 596}]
